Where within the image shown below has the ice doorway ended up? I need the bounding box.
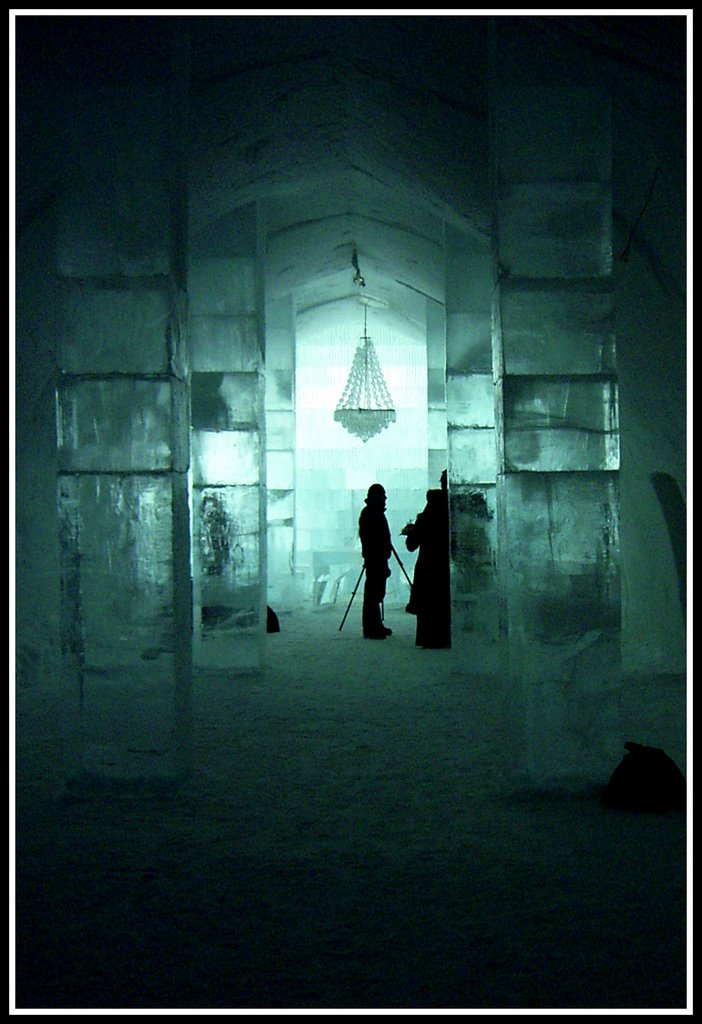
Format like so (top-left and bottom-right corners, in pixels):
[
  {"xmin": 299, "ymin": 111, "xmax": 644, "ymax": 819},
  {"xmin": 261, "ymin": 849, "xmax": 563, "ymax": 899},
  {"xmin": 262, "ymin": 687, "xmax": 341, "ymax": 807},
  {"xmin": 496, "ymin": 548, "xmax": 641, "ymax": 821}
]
[
  {"xmin": 291, "ymin": 316, "xmax": 435, "ymax": 617},
  {"xmin": 264, "ymin": 273, "xmax": 500, "ymax": 651}
]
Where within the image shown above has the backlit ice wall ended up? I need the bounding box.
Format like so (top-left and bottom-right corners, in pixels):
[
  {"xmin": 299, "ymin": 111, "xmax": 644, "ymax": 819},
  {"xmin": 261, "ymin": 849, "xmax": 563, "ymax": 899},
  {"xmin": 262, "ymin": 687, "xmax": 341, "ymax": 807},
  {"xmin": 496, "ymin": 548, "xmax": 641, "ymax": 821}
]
[
  {"xmin": 295, "ymin": 320, "xmax": 432, "ymax": 608},
  {"xmin": 188, "ymin": 204, "xmax": 266, "ymax": 673},
  {"xmin": 445, "ymin": 228, "xmax": 499, "ymax": 644}
]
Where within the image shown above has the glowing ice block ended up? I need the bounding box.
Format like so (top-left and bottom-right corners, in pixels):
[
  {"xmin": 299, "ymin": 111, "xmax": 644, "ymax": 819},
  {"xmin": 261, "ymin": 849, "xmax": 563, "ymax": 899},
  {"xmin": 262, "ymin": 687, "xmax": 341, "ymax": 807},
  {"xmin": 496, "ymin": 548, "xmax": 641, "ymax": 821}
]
[
  {"xmin": 503, "ymin": 377, "xmax": 619, "ymax": 472},
  {"xmin": 265, "ymin": 410, "xmax": 295, "ymax": 450},
  {"xmin": 267, "ymin": 369, "xmax": 294, "ymax": 411},
  {"xmin": 266, "ymin": 326, "xmax": 295, "ymax": 370},
  {"xmin": 267, "ymin": 450, "xmax": 294, "ymax": 490},
  {"xmin": 191, "ymin": 428, "xmax": 260, "ymax": 486},
  {"xmin": 195, "ymin": 486, "xmax": 260, "ymax": 584},
  {"xmin": 267, "ymin": 489, "xmax": 294, "ymax": 523},
  {"xmin": 428, "ymin": 409, "xmax": 448, "ymax": 451},
  {"xmin": 448, "ymin": 427, "xmax": 497, "ymax": 485},
  {"xmin": 71, "ymin": 474, "xmax": 175, "ymax": 666},
  {"xmin": 191, "ymin": 372, "xmax": 259, "ymax": 430},
  {"xmin": 192, "ymin": 482, "xmax": 262, "ymax": 675},
  {"xmin": 189, "ymin": 315, "xmax": 259, "ymax": 372},
  {"xmin": 427, "ymin": 368, "xmax": 447, "ymax": 407},
  {"xmin": 501, "ymin": 472, "xmax": 620, "ymax": 641},
  {"xmin": 447, "ymin": 374, "xmax": 495, "ymax": 428}
]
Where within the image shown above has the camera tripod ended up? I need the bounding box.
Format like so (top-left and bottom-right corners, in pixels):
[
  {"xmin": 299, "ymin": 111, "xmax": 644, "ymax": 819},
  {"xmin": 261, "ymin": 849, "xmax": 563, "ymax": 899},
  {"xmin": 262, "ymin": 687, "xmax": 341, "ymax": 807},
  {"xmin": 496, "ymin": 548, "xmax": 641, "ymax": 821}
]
[{"xmin": 338, "ymin": 545, "xmax": 413, "ymax": 632}]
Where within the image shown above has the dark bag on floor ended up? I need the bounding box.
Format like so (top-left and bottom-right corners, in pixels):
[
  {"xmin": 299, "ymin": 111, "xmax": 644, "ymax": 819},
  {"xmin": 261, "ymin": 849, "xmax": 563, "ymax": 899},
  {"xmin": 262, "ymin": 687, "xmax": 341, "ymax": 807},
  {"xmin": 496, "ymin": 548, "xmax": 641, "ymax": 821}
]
[{"xmin": 601, "ymin": 741, "xmax": 686, "ymax": 813}]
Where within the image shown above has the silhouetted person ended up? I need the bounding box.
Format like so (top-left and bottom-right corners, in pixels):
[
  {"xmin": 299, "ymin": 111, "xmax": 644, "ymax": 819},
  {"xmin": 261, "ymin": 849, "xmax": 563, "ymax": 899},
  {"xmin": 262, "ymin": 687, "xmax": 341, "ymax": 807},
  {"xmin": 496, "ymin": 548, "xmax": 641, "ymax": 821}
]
[
  {"xmin": 358, "ymin": 483, "xmax": 393, "ymax": 639},
  {"xmin": 402, "ymin": 472, "xmax": 451, "ymax": 648}
]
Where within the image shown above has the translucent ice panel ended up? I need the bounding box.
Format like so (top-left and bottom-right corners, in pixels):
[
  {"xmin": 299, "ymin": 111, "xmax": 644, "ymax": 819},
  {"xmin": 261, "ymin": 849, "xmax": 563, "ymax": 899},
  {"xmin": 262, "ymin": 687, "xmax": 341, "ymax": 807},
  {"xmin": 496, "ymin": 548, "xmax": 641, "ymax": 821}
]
[
  {"xmin": 427, "ymin": 368, "xmax": 447, "ymax": 408},
  {"xmin": 426, "ymin": 299, "xmax": 446, "ymax": 370},
  {"xmin": 504, "ymin": 377, "xmax": 619, "ymax": 472},
  {"xmin": 57, "ymin": 182, "xmax": 171, "ymax": 278},
  {"xmin": 267, "ymin": 523, "xmax": 294, "ymax": 601},
  {"xmin": 59, "ymin": 285, "xmax": 171, "ymax": 374},
  {"xmin": 266, "ymin": 326, "xmax": 295, "ymax": 370},
  {"xmin": 296, "ymin": 462, "xmax": 346, "ymax": 490},
  {"xmin": 450, "ymin": 484, "xmax": 497, "ymax": 594},
  {"xmin": 447, "ymin": 374, "xmax": 495, "ymax": 428},
  {"xmin": 57, "ymin": 379, "xmax": 172, "ymax": 472},
  {"xmin": 267, "ymin": 450, "xmax": 294, "ymax": 490},
  {"xmin": 501, "ymin": 472, "xmax": 620, "ymax": 640},
  {"xmin": 191, "ymin": 372, "xmax": 258, "ymax": 430},
  {"xmin": 498, "ymin": 182, "xmax": 612, "ymax": 279},
  {"xmin": 191, "ymin": 429, "xmax": 260, "ymax": 486},
  {"xmin": 428, "ymin": 449, "xmax": 447, "ymax": 485},
  {"xmin": 188, "ymin": 257, "xmax": 256, "ymax": 316},
  {"xmin": 500, "ymin": 283, "xmax": 615, "ymax": 375},
  {"xmin": 446, "ymin": 312, "xmax": 493, "ymax": 374},
  {"xmin": 69, "ymin": 474, "xmax": 175, "ymax": 666},
  {"xmin": 194, "ymin": 484, "xmax": 261, "ymax": 662},
  {"xmin": 189, "ymin": 315, "xmax": 259, "ymax": 372},
  {"xmin": 195, "ymin": 485, "xmax": 260, "ymax": 583},
  {"xmin": 267, "ymin": 369, "xmax": 294, "ymax": 411},
  {"xmin": 428, "ymin": 409, "xmax": 448, "ymax": 450},
  {"xmin": 448, "ymin": 427, "xmax": 497, "ymax": 485},
  {"xmin": 267, "ymin": 489, "xmax": 294, "ymax": 524},
  {"xmin": 265, "ymin": 410, "xmax": 295, "ymax": 450},
  {"xmin": 295, "ymin": 486, "xmax": 352, "ymax": 529},
  {"xmin": 268, "ymin": 523, "xmax": 293, "ymax": 564}
]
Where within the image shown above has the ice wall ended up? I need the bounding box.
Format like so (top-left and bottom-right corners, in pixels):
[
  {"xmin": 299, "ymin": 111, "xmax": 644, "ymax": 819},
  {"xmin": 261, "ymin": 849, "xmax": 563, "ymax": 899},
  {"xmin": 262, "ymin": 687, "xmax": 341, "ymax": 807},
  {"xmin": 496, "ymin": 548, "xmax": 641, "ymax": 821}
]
[
  {"xmin": 55, "ymin": 58, "xmax": 192, "ymax": 782},
  {"xmin": 445, "ymin": 229, "xmax": 499, "ymax": 643},
  {"xmin": 188, "ymin": 205, "xmax": 266, "ymax": 672},
  {"xmin": 492, "ymin": 86, "xmax": 622, "ymax": 786},
  {"xmin": 265, "ymin": 295, "xmax": 297, "ymax": 610}
]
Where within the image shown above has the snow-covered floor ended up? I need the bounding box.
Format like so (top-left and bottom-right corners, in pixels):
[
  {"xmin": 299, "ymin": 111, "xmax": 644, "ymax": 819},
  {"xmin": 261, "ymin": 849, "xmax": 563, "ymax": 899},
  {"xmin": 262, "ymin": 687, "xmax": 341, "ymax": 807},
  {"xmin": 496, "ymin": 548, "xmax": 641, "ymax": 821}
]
[{"xmin": 14, "ymin": 604, "xmax": 688, "ymax": 1011}]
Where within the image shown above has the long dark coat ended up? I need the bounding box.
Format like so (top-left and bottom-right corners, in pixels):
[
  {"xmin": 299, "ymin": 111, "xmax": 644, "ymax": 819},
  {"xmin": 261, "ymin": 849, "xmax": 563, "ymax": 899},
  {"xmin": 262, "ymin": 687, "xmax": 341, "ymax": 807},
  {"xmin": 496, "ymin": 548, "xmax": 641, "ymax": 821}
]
[{"xmin": 405, "ymin": 488, "xmax": 451, "ymax": 648}]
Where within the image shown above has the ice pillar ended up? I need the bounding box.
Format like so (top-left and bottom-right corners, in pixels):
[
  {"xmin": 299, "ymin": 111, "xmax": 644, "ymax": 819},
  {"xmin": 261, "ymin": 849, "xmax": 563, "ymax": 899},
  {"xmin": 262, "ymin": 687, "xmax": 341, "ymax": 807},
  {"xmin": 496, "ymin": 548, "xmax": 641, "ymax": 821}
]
[
  {"xmin": 492, "ymin": 85, "xmax": 622, "ymax": 785},
  {"xmin": 188, "ymin": 204, "xmax": 267, "ymax": 671},
  {"xmin": 55, "ymin": 38, "xmax": 192, "ymax": 783},
  {"xmin": 265, "ymin": 295, "xmax": 297, "ymax": 610},
  {"xmin": 426, "ymin": 296, "xmax": 447, "ymax": 485},
  {"xmin": 444, "ymin": 229, "xmax": 498, "ymax": 640}
]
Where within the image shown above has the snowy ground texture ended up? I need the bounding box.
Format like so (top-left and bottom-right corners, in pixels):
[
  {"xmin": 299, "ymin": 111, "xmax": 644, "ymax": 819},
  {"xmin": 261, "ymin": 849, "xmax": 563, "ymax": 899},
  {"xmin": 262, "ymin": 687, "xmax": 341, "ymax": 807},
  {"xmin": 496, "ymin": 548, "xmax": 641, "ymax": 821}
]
[{"xmin": 14, "ymin": 605, "xmax": 688, "ymax": 1012}]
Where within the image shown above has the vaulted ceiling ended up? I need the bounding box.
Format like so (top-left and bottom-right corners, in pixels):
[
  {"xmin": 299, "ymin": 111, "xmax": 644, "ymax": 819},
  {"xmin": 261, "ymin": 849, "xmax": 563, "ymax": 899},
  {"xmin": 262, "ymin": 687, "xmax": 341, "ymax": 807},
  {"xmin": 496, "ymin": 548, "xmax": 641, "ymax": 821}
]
[
  {"xmin": 14, "ymin": 14, "xmax": 687, "ymax": 339},
  {"xmin": 185, "ymin": 16, "xmax": 493, "ymax": 338}
]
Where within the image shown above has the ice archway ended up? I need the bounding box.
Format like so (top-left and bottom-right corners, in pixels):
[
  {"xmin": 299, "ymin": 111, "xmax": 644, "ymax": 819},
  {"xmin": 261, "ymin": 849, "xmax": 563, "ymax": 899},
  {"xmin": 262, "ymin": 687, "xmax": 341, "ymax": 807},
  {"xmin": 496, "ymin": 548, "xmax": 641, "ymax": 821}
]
[{"xmin": 14, "ymin": 15, "xmax": 686, "ymax": 788}]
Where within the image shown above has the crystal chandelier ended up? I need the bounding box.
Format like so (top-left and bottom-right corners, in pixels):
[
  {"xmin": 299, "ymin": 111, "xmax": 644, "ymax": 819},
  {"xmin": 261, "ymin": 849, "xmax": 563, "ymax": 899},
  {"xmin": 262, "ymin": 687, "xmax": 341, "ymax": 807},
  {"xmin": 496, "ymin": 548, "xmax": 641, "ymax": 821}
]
[{"xmin": 334, "ymin": 292, "xmax": 396, "ymax": 443}]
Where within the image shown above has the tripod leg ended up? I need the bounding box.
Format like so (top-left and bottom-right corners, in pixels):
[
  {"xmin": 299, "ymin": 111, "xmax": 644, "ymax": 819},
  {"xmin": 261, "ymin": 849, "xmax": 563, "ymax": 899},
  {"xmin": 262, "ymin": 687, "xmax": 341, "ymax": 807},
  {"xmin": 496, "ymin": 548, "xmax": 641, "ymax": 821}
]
[
  {"xmin": 339, "ymin": 566, "xmax": 365, "ymax": 632},
  {"xmin": 391, "ymin": 545, "xmax": 414, "ymax": 590}
]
